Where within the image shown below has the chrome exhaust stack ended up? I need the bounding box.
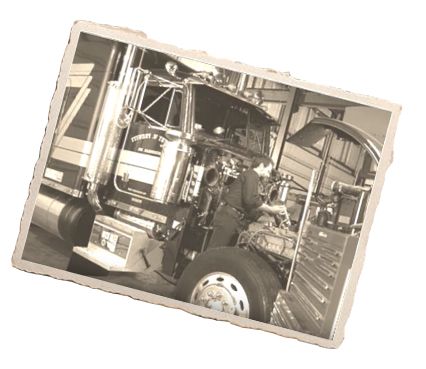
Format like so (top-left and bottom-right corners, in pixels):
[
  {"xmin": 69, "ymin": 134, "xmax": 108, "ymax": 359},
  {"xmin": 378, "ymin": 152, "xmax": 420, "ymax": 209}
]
[{"xmin": 83, "ymin": 45, "xmax": 137, "ymax": 212}]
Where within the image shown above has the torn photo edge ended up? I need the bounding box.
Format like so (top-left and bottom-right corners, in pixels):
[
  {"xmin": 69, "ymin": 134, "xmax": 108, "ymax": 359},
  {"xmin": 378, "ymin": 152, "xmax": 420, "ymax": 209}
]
[{"xmin": 11, "ymin": 20, "xmax": 401, "ymax": 349}]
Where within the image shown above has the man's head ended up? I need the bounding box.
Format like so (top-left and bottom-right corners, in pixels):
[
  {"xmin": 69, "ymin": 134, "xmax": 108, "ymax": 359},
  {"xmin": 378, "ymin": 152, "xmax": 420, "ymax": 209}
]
[{"xmin": 251, "ymin": 155, "xmax": 274, "ymax": 178}]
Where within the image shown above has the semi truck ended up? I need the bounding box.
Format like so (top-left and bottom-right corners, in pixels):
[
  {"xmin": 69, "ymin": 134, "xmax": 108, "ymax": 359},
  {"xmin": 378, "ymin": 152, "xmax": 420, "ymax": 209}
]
[{"xmin": 32, "ymin": 36, "xmax": 382, "ymax": 338}]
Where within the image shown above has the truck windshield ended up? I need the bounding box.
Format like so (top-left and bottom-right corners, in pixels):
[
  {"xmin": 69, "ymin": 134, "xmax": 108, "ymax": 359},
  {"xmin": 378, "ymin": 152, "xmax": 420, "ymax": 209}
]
[
  {"xmin": 193, "ymin": 85, "xmax": 269, "ymax": 154},
  {"xmin": 137, "ymin": 85, "xmax": 182, "ymax": 128}
]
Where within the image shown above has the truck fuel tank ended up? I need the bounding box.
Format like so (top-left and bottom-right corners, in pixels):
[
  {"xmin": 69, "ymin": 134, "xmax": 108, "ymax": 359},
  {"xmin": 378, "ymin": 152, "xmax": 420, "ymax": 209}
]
[
  {"xmin": 150, "ymin": 138, "xmax": 193, "ymax": 204},
  {"xmin": 32, "ymin": 186, "xmax": 94, "ymax": 245}
]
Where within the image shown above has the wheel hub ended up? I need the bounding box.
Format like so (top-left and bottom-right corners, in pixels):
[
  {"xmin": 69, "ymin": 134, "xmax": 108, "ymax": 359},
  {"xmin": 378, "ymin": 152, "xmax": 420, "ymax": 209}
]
[{"xmin": 190, "ymin": 272, "xmax": 250, "ymax": 318}]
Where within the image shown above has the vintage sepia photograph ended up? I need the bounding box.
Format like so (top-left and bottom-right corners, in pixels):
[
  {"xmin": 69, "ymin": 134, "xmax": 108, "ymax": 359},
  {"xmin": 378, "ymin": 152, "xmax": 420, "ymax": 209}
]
[{"xmin": 12, "ymin": 22, "xmax": 400, "ymax": 346}]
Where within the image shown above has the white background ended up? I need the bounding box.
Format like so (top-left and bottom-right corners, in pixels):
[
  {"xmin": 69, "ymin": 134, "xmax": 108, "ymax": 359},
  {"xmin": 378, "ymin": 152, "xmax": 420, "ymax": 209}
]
[{"xmin": 1, "ymin": 1, "xmax": 425, "ymax": 367}]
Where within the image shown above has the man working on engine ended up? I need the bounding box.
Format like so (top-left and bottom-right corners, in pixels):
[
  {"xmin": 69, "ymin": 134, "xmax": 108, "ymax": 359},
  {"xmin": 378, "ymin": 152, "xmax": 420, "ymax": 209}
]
[{"xmin": 208, "ymin": 155, "xmax": 287, "ymax": 249}]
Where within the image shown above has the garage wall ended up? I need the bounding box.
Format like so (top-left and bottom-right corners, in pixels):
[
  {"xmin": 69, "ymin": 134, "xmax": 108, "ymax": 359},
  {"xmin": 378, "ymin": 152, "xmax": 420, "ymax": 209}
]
[
  {"xmin": 240, "ymin": 78, "xmax": 362, "ymax": 193},
  {"xmin": 278, "ymin": 107, "xmax": 359, "ymax": 194},
  {"xmin": 246, "ymin": 75, "xmax": 286, "ymax": 121},
  {"xmin": 235, "ymin": 75, "xmax": 390, "ymax": 195}
]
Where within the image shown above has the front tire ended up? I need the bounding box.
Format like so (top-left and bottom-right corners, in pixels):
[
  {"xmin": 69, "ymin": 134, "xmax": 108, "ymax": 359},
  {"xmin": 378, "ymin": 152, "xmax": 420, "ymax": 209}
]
[{"xmin": 175, "ymin": 247, "xmax": 281, "ymax": 322}]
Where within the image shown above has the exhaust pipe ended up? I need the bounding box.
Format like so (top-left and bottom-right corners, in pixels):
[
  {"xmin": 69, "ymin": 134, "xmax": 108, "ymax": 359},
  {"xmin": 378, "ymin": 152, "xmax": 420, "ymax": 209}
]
[{"xmin": 83, "ymin": 45, "xmax": 137, "ymax": 212}]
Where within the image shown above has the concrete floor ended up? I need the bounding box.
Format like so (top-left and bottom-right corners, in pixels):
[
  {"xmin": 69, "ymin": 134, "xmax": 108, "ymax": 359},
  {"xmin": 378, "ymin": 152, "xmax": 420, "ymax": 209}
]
[{"xmin": 22, "ymin": 225, "xmax": 175, "ymax": 298}]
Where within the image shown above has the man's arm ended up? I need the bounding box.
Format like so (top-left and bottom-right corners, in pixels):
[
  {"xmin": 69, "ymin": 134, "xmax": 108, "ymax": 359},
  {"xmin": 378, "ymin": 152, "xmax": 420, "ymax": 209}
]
[{"xmin": 257, "ymin": 203, "xmax": 288, "ymax": 215}]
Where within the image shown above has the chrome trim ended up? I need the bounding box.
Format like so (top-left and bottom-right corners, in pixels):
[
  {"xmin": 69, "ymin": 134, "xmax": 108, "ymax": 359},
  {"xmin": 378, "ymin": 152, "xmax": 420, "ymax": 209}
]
[
  {"xmin": 181, "ymin": 82, "xmax": 194, "ymax": 136},
  {"xmin": 33, "ymin": 186, "xmax": 86, "ymax": 239},
  {"xmin": 112, "ymin": 73, "xmax": 151, "ymax": 201},
  {"xmin": 118, "ymin": 150, "xmax": 160, "ymax": 171},
  {"xmin": 33, "ymin": 190, "xmax": 62, "ymax": 237},
  {"xmin": 116, "ymin": 162, "xmax": 156, "ymax": 184},
  {"xmin": 84, "ymin": 45, "xmax": 137, "ymax": 212},
  {"xmin": 83, "ymin": 82, "xmax": 123, "ymax": 185},
  {"xmin": 164, "ymin": 88, "xmax": 176, "ymax": 125},
  {"xmin": 150, "ymin": 139, "xmax": 192, "ymax": 203},
  {"xmin": 41, "ymin": 178, "xmax": 84, "ymax": 198},
  {"xmin": 190, "ymin": 272, "xmax": 250, "ymax": 318},
  {"xmin": 105, "ymin": 199, "xmax": 167, "ymax": 224},
  {"xmin": 115, "ymin": 210, "xmax": 155, "ymax": 237}
]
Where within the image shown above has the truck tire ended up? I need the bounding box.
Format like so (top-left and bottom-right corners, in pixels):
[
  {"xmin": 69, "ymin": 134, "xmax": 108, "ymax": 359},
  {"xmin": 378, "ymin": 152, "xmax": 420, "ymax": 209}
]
[{"xmin": 175, "ymin": 247, "xmax": 281, "ymax": 323}]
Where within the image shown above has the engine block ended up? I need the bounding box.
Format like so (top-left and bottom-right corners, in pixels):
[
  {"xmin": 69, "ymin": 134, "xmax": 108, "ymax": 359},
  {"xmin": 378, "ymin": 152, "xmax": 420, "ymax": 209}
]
[{"xmin": 238, "ymin": 219, "xmax": 296, "ymax": 260}]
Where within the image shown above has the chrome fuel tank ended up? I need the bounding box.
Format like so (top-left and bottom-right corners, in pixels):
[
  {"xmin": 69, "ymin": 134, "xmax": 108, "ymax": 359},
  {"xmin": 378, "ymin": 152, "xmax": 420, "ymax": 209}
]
[{"xmin": 32, "ymin": 186, "xmax": 94, "ymax": 244}]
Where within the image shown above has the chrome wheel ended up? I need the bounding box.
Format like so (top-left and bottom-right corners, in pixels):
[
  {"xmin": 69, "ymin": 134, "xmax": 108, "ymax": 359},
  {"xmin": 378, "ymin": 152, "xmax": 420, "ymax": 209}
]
[{"xmin": 190, "ymin": 272, "xmax": 250, "ymax": 318}]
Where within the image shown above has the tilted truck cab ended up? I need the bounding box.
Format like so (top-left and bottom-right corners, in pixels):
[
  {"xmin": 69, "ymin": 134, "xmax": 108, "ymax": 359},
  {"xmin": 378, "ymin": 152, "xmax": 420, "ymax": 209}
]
[
  {"xmin": 32, "ymin": 37, "xmax": 382, "ymax": 337},
  {"xmin": 34, "ymin": 42, "xmax": 278, "ymax": 276}
]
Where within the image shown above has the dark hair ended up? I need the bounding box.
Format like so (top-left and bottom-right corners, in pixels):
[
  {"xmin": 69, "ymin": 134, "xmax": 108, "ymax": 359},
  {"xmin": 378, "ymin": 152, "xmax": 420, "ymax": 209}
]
[{"xmin": 251, "ymin": 155, "xmax": 274, "ymax": 169}]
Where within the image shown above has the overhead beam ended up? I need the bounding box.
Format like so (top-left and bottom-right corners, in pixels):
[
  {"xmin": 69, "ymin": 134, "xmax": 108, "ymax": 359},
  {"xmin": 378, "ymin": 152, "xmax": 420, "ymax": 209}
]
[
  {"xmin": 302, "ymin": 92, "xmax": 360, "ymax": 108},
  {"xmin": 245, "ymin": 88, "xmax": 289, "ymax": 103},
  {"xmin": 245, "ymin": 88, "xmax": 360, "ymax": 108}
]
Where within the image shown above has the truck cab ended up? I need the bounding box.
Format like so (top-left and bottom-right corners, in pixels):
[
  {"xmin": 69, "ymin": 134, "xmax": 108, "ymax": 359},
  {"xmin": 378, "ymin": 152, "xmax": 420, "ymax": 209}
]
[{"xmin": 39, "ymin": 44, "xmax": 278, "ymax": 280}]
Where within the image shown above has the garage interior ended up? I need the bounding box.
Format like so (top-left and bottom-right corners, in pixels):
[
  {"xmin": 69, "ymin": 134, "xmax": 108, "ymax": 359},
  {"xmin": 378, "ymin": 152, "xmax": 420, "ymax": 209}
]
[{"xmin": 21, "ymin": 33, "xmax": 391, "ymax": 339}]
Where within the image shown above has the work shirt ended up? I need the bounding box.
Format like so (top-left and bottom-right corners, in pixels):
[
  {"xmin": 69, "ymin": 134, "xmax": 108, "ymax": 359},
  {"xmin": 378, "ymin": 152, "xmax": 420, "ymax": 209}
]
[{"xmin": 223, "ymin": 168, "xmax": 263, "ymax": 213}]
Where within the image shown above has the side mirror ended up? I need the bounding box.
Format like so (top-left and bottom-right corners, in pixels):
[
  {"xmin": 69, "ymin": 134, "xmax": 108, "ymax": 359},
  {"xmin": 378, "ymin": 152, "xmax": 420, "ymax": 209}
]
[{"xmin": 165, "ymin": 61, "xmax": 178, "ymax": 77}]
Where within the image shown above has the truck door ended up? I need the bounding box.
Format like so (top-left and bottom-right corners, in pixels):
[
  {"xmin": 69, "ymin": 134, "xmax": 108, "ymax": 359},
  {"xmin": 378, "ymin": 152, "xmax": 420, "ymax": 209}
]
[{"xmin": 113, "ymin": 85, "xmax": 183, "ymax": 199}]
